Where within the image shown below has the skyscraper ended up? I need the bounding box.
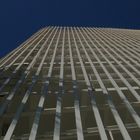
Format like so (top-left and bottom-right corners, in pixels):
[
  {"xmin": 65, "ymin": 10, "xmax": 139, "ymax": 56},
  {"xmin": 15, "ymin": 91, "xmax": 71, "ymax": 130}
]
[{"xmin": 0, "ymin": 27, "xmax": 140, "ymax": 140}]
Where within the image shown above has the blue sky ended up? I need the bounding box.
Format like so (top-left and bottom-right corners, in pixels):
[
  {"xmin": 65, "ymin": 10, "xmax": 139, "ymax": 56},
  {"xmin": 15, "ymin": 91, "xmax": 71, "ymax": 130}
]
[{"xmin": 0, "ymin": 0, "xmax": 140, "ymax": 58}]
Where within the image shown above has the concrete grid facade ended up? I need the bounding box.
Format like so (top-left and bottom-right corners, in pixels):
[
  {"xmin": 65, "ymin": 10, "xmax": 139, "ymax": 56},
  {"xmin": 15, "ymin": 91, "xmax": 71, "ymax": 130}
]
[{"xmin": 0, "ymin": 27, "xmax": 140, "ymax": 140}]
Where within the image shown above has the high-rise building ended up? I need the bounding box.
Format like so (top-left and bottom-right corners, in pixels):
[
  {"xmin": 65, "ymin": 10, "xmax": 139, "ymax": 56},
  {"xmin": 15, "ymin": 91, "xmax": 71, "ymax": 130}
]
[{"xmin": 0, "ymin": 27, "xmax": 140, "ymax": 140}]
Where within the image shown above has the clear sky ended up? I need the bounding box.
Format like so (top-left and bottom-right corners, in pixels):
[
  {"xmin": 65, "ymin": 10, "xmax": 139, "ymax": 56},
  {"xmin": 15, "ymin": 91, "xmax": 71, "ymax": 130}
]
[{"xmin": 0, "ymin": 0, "xmax": 140, "ymax": 58}]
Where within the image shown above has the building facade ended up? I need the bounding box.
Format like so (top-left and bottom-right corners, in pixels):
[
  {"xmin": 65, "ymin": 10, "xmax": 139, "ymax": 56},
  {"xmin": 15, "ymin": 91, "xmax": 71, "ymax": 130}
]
[{"xmin": 0, "ymin": 27, "xmax": 140, "ymax": 140}]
